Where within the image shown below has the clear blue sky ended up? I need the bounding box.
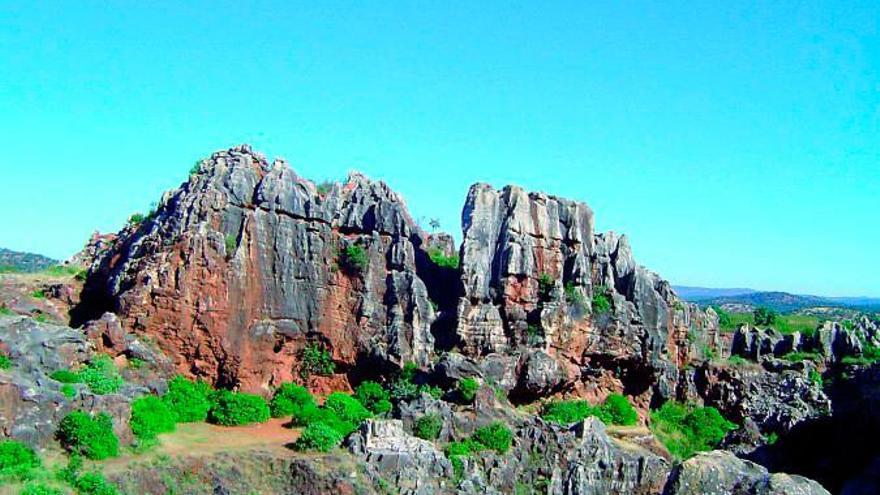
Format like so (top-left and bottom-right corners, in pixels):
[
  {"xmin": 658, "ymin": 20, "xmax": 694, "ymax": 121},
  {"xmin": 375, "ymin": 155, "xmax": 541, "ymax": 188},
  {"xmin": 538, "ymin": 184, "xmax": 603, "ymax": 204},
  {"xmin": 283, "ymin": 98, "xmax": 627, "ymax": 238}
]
[{"xmin": 1, "ymin": 1, "xmax": 877, "ymax": 297}]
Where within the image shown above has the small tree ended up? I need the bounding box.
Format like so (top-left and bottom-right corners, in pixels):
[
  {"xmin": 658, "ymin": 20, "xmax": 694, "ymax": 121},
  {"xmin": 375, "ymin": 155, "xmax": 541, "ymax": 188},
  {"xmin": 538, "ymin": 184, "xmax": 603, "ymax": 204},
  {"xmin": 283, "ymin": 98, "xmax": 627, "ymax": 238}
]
[
  {"xmin": 754, "ymin": 307, "xmax": 777, "ymax": 326},
  {"xmin": 300, "ymin": 344, "xmax": 335, "ymax": 379},
  {"xmin": 591, "ymin": 285, "xmax": 612, "ymax": 315},
  {"xmin": 354, "ymin": 381, "xmax": 392, "ymax": 415},
  {"xmin": 457, "ymin": 378, "xmax": 479, "ymax": 403},
  {"xmin": 339, "ymin": 245, "xmax": 369, "ymax": 275}
]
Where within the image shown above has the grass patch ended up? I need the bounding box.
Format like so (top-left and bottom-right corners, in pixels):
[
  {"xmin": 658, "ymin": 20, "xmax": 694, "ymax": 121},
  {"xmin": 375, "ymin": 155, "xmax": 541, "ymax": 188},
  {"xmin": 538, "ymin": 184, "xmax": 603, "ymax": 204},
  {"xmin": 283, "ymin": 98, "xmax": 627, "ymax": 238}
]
[
  {"xmin": 781, "ymin": 351, "xmax": 822, "ymax": 363},
  {"xmin": 650, "ymin": 402, "xmax": 736, "ymax": 460},
  {"xmin": 719, "ymin": 312, "xmax": 820, "ymax": 336},
  {"xmin": 541, "ymin": 393, "xmax": 638, "ymax": 426}
]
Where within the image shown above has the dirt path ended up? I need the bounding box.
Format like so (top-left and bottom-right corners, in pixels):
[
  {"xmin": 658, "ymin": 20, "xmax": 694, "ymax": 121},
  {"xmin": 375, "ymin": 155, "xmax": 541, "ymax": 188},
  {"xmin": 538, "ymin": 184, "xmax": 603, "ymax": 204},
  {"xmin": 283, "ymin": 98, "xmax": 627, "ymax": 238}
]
[{"xmin": 103, "ymin": 418, "xmax": 302, "ymax": 473}]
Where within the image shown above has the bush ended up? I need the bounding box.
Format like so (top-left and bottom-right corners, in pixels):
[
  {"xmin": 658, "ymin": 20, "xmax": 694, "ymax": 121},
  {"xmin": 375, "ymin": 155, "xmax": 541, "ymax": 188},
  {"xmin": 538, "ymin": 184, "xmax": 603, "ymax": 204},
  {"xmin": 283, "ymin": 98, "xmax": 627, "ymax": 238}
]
[
  {"xmin": 591, "ymin": 286, "xmax": 612, "ymax": 315},
  {"xmin": 51, "ymin": 369, "xmax": 80, "ymax": 384},
  {"xmin": 0, "ymin": 439, "xmax": 40, "ymax": 481},
  {"xmin": 300, "ymin": 344, "xmax": 335, "ymax": 379},
  {"xmin": 602, "ymin": 394, "xmax": 639, "ymax": 426},
  {"xmin": 128, "ymin": 213, "xmax": 145, "ymax": 225},
  {"xmin": 61, "ymin": 384, "xmax": 77, "ymax": 399},
  {"xmin": 0, "ymin": 354, "xmax": 10, "ymax": 370},
  {"xmin": 427, "ymin": 248, "xmax": 460, "ymax": 270},
  {"xmin": 19, "ymin": 483, "xmax": 64, "ymax": 495},
  {"xmin": 162, "ymin": 376, "xmax": 214, "ymax": 423},
  {"xmin": 713, "ymin": 306, "xmax": 731, "ymax": 327},
  {"xmin": 472, "ymin": 422, "xmax": 513, "ymax": 454},
  {"xmin": 224, "ymin": 235, "xmax": 237, "ymax": 256},
  {"xmin": 270, "ymin": 383, "xmax": 316, "ymax": 419},
  {"xmin": 354, "ymin": 381, "xmax": 392, "ymax": 415},
  {"xmin": 457, "ymin": 378, "xmax": 479, "ymax": 403},
  {"xmin": 130, "ymin": 395, "xmax": 176, "ymax": 440},
  {"xmin": 413, "ymin": 414, "xmax": 443, "ymax": 441},
  {"xmin": 208, "ymin": 390, "xmax": 270, "ymax": 426},
  {"xmin": 57, "ymin": 411, "xmax": 119, "ymax": 460},
  {"xmin": 650, "ymin": 402, "xmax": 736, "ymax": 460},
  {"xmin": 74, "ymin": 472, "xmax": 119, "ymax": 495},
  {"xmin": 339, "ymin": 245, "xmax": 369, "ymax": 275},
  {"xmin": 77, "ymin": 356, "xmax": 123, "ymax": 395},
  {"xmin": 323, "ymin": 393, "xmax": 372, "ymax": 424},
  {"xmin": 538, "ymin": 273, "xmax": 555, "ymax": 301},
  {"xmin": 293, "ymin": 422, "xmax": 343, "ymax": 452},
  {"xmin": 564, "ymin": 282, "xmax": 587, "ymax": 311},
  {"xmin": 754, "ymin": 307, "xmax": 778, "ymax": 326},
  {"xmin": 301, "ymin": 406, "xmax": 358, "ymax": 436}
]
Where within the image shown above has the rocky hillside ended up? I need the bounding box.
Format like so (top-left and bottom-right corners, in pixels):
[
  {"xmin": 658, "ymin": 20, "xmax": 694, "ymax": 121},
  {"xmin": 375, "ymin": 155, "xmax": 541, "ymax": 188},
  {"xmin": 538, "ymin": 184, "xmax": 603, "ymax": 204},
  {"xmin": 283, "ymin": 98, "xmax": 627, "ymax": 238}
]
[
  {"xmin": 6, "ymin": 145, "xmax": 878, "ymax": 494},
  {"xmin": 0, "ymin": 248, "xmax": 58, "ymax": 273}
]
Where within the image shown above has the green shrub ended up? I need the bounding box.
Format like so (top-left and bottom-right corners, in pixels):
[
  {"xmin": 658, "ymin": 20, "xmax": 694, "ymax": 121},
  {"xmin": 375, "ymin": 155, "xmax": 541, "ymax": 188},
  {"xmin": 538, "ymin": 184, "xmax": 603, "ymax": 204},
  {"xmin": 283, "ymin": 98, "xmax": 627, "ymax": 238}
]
[
  {"xmin": 0, "ymin": 306, "xmax": 14, "ymax": 316},
  {"xmin": 128, "ymin": 213, "xmax": 145, "ymax": 226},
  {"xmin": 74, "ymin": 471, "xmax": 119, "ymax": 495},
  {"xmin": 0, "ymin": 354, "xmax": 11, "ymax": 370},
  {"xmin": 472, "ymin": 422, "xmax": 513, "ymax": 454},
  {"xmin": 541, "ymin": 400, "xmax": 607, "ymax": 425},
  {"xmin": 293, "ymin": 422, "xmax": 343, "ymax": 452},
  {"xmin": 323, "ymin": 393, "xmax": 372, "ymax": 424},
  {"xmin": 602, "ymin": 394, "xmax": 639, "ymax": 426},
  {"xmin": 300, "ymin": 344, "xmax": 335, "ymax": 379},
  {"xmin": 781, "ymin": 351, "xmax": 822, "ymax": 363},
  {"xmin": 130, "ymin": 395, "xmax": 176, "ymax": 440},
  {"xmin": 315, "ymin": 180, "xmax": 333, "ymax": 196},
  {"xmin": 50, "ymin": 369, "xmax": 80, "ymax": 383},
  {"xmin": 339, "ymin": 245, "xmax": 369, "ymax": 275},
  {"xmin": 537, "ymin": 273, "xmax": 555, "ymax": 301},
  {"xmin": 713, "ymin": 306, "xmax": 731, "ymax": 327},
  {"xmin": 650, "ymin": 402, "xmax": 736, "ymax": 460},
  {"xmin": 57, "ymin": 411, "xmax": 119, "ymax": 460},
  {"xmin": 224, "ymin": 235, "xmax": 237, "ymax": 256},
  {"xmin": 31, "ymin": 289, "xmax": 46, "ymax": 299},
  {"xmin": 270, "ymin": 383, "xmax": 316, "ymax": 419},
  {"xmin": 564, "ymin": 282, "xmax": 588, "ymax": 311},
  {"xmin": 162, "ymin": 376, "xmax": 214, "ymax": 423},
  {"xmin": 301, "ymin": 406, "xmax": 358, "ymax": 436},
  {"xmin": 19, "ymin": 482, "xmax": 64, "ymax": 495},
  {"xmin": 208, "ymin": 390, "xmax": 270, "ymax": 426},
  {"xmin": 190, "ymin": 161, "xmax": 203, "ymax": 176},
  {"xmin": 77, "ymin": 356, "xmax": 123, "ymax": 395},
  {"xmin": 0, "ymin": 439, "xmax": 40, "ymax": 481},
  {"xmin": 354, "ymin": 381, "xmax": 392, "ymax": 415},
  {"xmin": 457, "ymin": 378, "xmax": 479, "ymax": 403},
  {"xmin": 413, "ymin": 414, "xmax": 443, "ymax": 441},
  {"xmin": 61, "ymin": 384, "xmax": 77, "ymax": 399},
  {"xmin": 428, "ymin": 248, "xmax": 460, "ymax": 270},
  {"xmin": 726, "ymin": 355, "xmax": 750, "ymax": 366},
  {"xmin": 591, "ymin": 286, "xmax": 612, "ymax": 314},
  {"xmin": 754, "ymin": 307, "xmax": 778, "ymax": 326}
]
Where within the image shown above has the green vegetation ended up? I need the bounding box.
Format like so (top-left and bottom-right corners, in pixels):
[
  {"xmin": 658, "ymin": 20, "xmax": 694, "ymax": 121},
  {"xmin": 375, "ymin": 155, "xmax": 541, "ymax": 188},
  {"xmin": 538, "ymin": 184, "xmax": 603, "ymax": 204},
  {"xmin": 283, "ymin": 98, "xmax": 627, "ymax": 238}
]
[
  {"xmin": 781, "ymin": 351, "xmax": 822, "ymax": 363},
  {"xmin": 471, "ymin": 422, "xmax": 513, "ymax": 454},
  {"xmin": 564, "ymin": 282, "xmax": 587, "ymax": 311},
  {"xmin": 323, "ymin": 392, "xmax": 372, "ymax": 425},
  {"xmin": 293, "ymin": 422, "xmax": 343, "ymax": 452},
  {"xmin": 339, "ymin": 245, "xmax": 369, "ymax": 275},
  {"xmin": 457, "ymin": 377, "xmax": 479, "ymax": 403},
  {"xmin": 726, "ymin": 355, "xmax": 750, "ymax": 366},
  {"xmin": 413, "ymin": 414, "xmax": 443, "ymax": 441},
  {"xmin": 591, "ymin": 285, "xmax": 612, "ymax": 315},
  {"xmin": 190, "ymin": 161, "xmax": 203, "ymax": 176},
  {"xmin": 224, "ymin": 234, "xmax": 237, "ymax": 256},
  {"xmin": 650, "ymin": 402, "xmax": 736, "ymax": 460},
  {"xmin": 841, "ymin": 343, "xmax": 880, "ymax": 366},
  {"xmin": 427, "ymin": 248, "xmax": 460, "ymax": 270},
  {"xmin": 0, "ymin": 306, "xmax": 13, "ymax": 316},
  {"xmin": 42, "ymin": 265, "xmax": 88, "ymax": 280},
  {"xmin": 31, "ymin": 289, "xmax": 46, "ymax": 299},
  {"xmin": 541, "ymin": 393, "xmax": 638, "ymax": 426},
  {"xmin": 444, "ymin": 421, "xmax": 515, "ymax": 478},
  {"xmin": 538, "ymin": 273, "xmax": 554, "ymax": 301},
  {"xmin": 73, "ymin": 471, "xmax": 119, "ymax": 495},
  {"xmin": 61, "ymin": 384, "xmax": 77, "ymax": 399},
  {"xmin": 0, "ymin": 439, "xmax": 40, "ymax": 482},
  {"xmin": 754, "ymin": 307, "xmax": 778, "ymax": 326},
  {"xmin": 57, "ymin": 411, "xmax": 119, "ymax": 460},
  {"xmin": 315, "ymin": 180, "xmax": 333, "ymax": 196},
  {"xmin": 127, "ymin": 213, "xmax": 145, "ymax": 225},
  {"xmin": 354, "ymin": 381, "xmax": 392, "ymax": 415},
  {"xmin": 718, "ymin": 311, "xmax": 820, "ymax": 336},
  {"xmin": 19, "ymin": 482, "xmax": 64, "ymax": 495},
  {"xmin": 270, "ymin": 383, "xmax": 316, "ymax": 419},
  {"xmin": 162, "ymin": 376, "xmax": 214, "ymax": 423},
  {"xmin": 300, "ymin": 344, "xmax": 336, "ymax": 379},
  {"xmin": 208, "ymin": 390, "xmax": 270, "ymax": 426},
  {"xmin": 77, "ymin": 355, "xmax": 123, "ymax": 395},
  {"xmin": 130, "ymin": 396, "xmax": 176, "ymax": 440},
  {"xmin": 0, "ymin": 353, "xmax": 11, "ymax": 370},
  {"xmin": 809, "ymin": 369, "xmax": 823, "ymax": 387},
  {"xmin": 50, "ymin": 370, "xmax": 79, "ymax": 383},
  {"xmin": 713, "ymin": 306, "xmax": 731, "ymax": 327}
]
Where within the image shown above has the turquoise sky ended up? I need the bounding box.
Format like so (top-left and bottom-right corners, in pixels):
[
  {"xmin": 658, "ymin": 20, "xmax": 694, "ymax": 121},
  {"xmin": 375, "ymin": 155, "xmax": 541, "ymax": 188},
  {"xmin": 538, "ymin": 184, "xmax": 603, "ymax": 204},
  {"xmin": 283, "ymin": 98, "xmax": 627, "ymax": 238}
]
[{"xmin": 1, "ymin": 1, "xmax": 877, "ymax": 296}]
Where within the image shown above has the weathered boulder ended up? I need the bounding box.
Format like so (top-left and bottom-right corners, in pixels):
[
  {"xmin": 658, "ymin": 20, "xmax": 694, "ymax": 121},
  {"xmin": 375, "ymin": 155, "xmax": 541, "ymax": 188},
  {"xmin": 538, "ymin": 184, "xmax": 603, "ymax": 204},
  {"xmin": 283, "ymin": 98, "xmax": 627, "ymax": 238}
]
[{"xmin": 664, "ymin": 451, "xmax": 830, "ymax": 495}]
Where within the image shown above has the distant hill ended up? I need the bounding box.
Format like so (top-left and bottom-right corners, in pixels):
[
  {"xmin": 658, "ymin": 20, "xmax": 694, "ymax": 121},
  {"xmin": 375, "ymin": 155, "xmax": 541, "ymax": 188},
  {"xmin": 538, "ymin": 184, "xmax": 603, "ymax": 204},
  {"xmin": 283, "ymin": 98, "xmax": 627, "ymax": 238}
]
[
  {"xmin": 673, "ymin": 286, "xmax": 880, "ymax": 312},
  {"xmin": 0, "ymin": 247, "xmax": 58, "ymax": 273}
]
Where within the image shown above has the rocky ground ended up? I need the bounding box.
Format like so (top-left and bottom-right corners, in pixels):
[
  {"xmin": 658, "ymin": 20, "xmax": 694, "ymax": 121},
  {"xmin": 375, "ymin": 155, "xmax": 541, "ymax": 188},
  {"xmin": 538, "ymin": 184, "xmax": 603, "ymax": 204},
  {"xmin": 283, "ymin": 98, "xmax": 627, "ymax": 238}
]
[{"xmin": 1, "ymin": 145, "xmax": 877, "ymax": 494}]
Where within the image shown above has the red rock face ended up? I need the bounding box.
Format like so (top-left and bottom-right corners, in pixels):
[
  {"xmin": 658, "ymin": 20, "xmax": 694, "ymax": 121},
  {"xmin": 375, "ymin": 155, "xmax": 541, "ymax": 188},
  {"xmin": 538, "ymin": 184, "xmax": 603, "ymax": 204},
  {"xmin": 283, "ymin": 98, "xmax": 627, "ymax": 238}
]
[{"xmin": 76, "ymin": 145, "xmax": 436, "ymax": 394}]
